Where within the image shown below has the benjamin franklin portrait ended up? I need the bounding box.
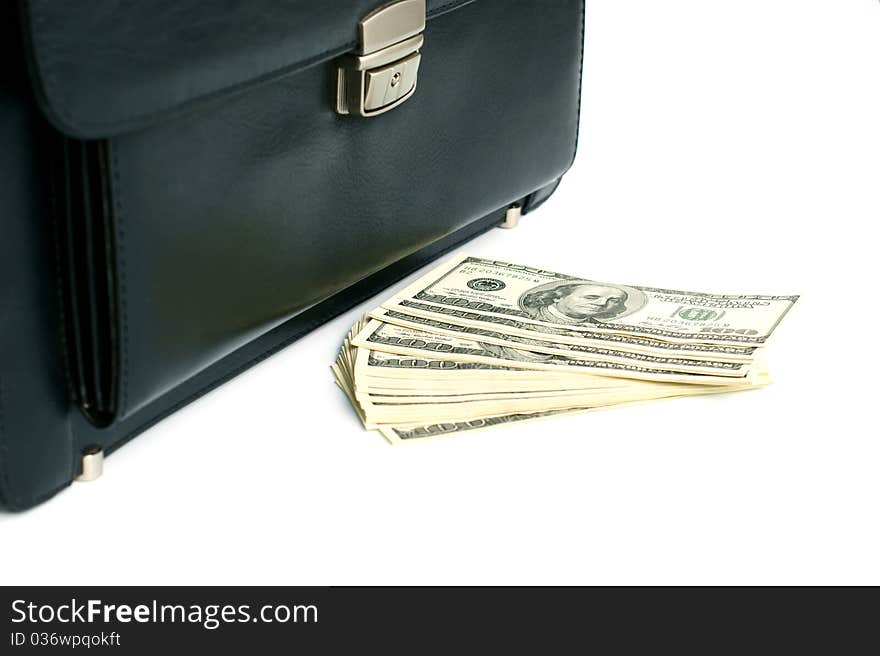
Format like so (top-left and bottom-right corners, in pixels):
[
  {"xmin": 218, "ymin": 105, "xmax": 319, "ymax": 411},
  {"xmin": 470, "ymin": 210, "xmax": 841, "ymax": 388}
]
[{"xmin": 519, "ymin": 279, "xmax": 647, "ymax": 326}]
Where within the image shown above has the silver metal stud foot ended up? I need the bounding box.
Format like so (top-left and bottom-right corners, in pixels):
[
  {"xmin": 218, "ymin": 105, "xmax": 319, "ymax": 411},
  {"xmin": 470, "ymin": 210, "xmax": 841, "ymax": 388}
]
[
  {"xmin": 75, "ymin": 446, "xmax": 104, "ymax": 482},
  {"xmin": 498, "ymin": 205, "xmax": 521, "ymax": 229}
]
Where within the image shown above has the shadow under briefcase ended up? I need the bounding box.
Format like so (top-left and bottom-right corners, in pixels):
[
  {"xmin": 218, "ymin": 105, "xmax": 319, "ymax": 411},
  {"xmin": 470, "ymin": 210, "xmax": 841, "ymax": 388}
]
[{"xmin": 0, "ymin": 0, "xmax": 585, "ymax": 509}]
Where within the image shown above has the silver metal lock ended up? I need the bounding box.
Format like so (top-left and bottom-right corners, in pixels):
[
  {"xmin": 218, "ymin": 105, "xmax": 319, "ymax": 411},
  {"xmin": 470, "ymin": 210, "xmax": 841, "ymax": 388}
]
[{"xmin": 336, "ymin": 0, "xmax": 425, "ymax": 117}]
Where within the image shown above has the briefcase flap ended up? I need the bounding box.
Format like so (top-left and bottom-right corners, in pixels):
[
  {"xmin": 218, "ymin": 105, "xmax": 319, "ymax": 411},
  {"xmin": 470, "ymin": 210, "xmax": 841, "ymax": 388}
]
[{"xmin": 19, "ymin": 0, "xmax": 472, "ymax": 139}]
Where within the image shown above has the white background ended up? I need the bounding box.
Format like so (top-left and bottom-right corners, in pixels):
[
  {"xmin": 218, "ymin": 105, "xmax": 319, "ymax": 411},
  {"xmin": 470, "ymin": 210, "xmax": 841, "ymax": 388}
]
[{"xmin": 4, "ymin": 0, "xmax": 879, "ymax": 585}]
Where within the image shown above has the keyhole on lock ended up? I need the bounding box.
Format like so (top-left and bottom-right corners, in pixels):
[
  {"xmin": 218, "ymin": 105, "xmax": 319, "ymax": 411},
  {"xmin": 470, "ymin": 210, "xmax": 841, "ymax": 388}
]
[{"xmin": 390, "ymin": 72, "xmax": 401, "ymax": 87}]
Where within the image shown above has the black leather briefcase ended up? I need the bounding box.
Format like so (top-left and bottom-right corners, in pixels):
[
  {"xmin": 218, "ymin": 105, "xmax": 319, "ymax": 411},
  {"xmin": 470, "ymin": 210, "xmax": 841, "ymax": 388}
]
[{"xmin": 0, "ymin": 0, "xmax": 584, "ymax": 509}]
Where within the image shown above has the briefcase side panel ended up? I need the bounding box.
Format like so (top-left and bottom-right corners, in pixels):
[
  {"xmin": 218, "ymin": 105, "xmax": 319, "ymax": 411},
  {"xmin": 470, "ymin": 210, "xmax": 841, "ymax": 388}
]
[
  {"xmin": 101, "ymin": 0, "xmax": 584, "ymax": 422},
  {"xmin": 0, "ymin": 5, "xmax": 75, "ymax": 509}
]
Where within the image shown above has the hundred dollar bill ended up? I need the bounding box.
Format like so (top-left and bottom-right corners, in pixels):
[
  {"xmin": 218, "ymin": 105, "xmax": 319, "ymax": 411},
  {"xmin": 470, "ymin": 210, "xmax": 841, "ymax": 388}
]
[
  {"xmin": 331, "ymin": 349, "xmax": 624, "ymax": 422},
  {"xmin": 378, "ymin": 408, "xmax": 595, "ymax": 444},
  {"xmin": 333, "ymin": 318, "xmax": 771, "ymax": 438},
  {"xmin": 338, "ymin": 351, "xmax": 768, "ymax": 429},
  {"xmin": 352, "ymin": 319, "xmax": 757, "ymax": 385},
  {"xmin": 334, "ymin": 319, "xmax": 610, "ymax": 393},
  {"xmin": 352, "ymin": 358, "xmax": 770, "ymax": 427},
  {"xmin": 336, "ymin": 349, "xmax": 600, "ymax": 443},
  {"xmin": 347, "ymin": 336, "xmax": 761, "ymax": 390},
  {"xmin": 370, "ymin": 307, "xmax": 752, "ymax": 377},
  {"xmin": 384, "ymin": 254, "xmax": 798, "ymax": 346},
  {"xmin": 335, "ymin": 352, "xmax": 601, "ymax": 430},
  {"xmin": 371, "ymin": 369, "xmax": 770, "ymax": 442},
  {"xmin": 348, "ymin": 339, "xmax": 606, "ymax": 384},
  {"xmin": 357, "ymin": 351, "xmax": 625, "ymax": 391},
  {"xmin": 359, "ymin": 377, "xmax": 768, "ymax": 425},
  {"xmin": 364, "ymin": 389, "xmax": 634, "ymax": 403},
  {"xmin": 355, "ymin": 346, "xmax": 769, "ymax": 396},
  {"xmin": 382, "ymin": 299, "xmax": 759, "ymax": 361}
]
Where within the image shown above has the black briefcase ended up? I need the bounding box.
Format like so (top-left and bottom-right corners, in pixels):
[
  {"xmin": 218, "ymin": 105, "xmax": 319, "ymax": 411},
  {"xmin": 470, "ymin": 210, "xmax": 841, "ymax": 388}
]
[{"xmin": 0, "ymin": 0, "xmax": 585, "ymax": 509}]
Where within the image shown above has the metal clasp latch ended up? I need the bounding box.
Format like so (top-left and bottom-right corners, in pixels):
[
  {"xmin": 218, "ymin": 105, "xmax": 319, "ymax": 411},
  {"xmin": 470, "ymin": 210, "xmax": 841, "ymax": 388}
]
[{"xmin": 336, "ymin": 0, "xmax": 425, "ymax": 117}]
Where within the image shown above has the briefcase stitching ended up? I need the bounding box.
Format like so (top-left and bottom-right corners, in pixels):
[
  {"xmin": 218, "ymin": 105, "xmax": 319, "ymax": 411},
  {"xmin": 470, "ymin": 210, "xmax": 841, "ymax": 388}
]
[{"xmin": 109, "ymin": 141, "xmax": 131, "ymax": 418}]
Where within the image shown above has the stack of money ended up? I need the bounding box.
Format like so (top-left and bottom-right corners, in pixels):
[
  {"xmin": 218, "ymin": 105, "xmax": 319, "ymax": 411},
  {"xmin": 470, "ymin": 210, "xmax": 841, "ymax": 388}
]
[{"xmin": 332, "ymin": 254, "xmax": 797, "ymax": 444}]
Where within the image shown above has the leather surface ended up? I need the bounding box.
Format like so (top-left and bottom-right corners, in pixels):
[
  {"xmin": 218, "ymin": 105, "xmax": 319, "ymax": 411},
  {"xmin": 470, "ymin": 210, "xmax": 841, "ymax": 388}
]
[
  {"xmin": 20, "ymin": 0, "xmax": 473, "ymax": 139},
  {"xmin": 0, "ymin": 2, "xmax": 74, "ymax": 510},
  {"xmin": 107, "ymin": 0, "xmax": 583, "ymax": 421},
  {"xmin": 68, "ymin": 202, "xmax": 524, "ymax": 466},
  {"xmin": 1, "ymin": 0, "xmax": 584, "ymax": 509}
]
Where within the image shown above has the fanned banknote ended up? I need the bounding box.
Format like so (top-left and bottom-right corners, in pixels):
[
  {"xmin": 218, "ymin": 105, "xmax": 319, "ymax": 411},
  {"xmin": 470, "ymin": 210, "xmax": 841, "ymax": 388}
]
[
  {"xmin": 383, "ymin": 254, "xmax": 797, "ymax": 346},
  {"xmin": 331, "ymin": 254, "xmax": 794, "ymax": 442}
]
